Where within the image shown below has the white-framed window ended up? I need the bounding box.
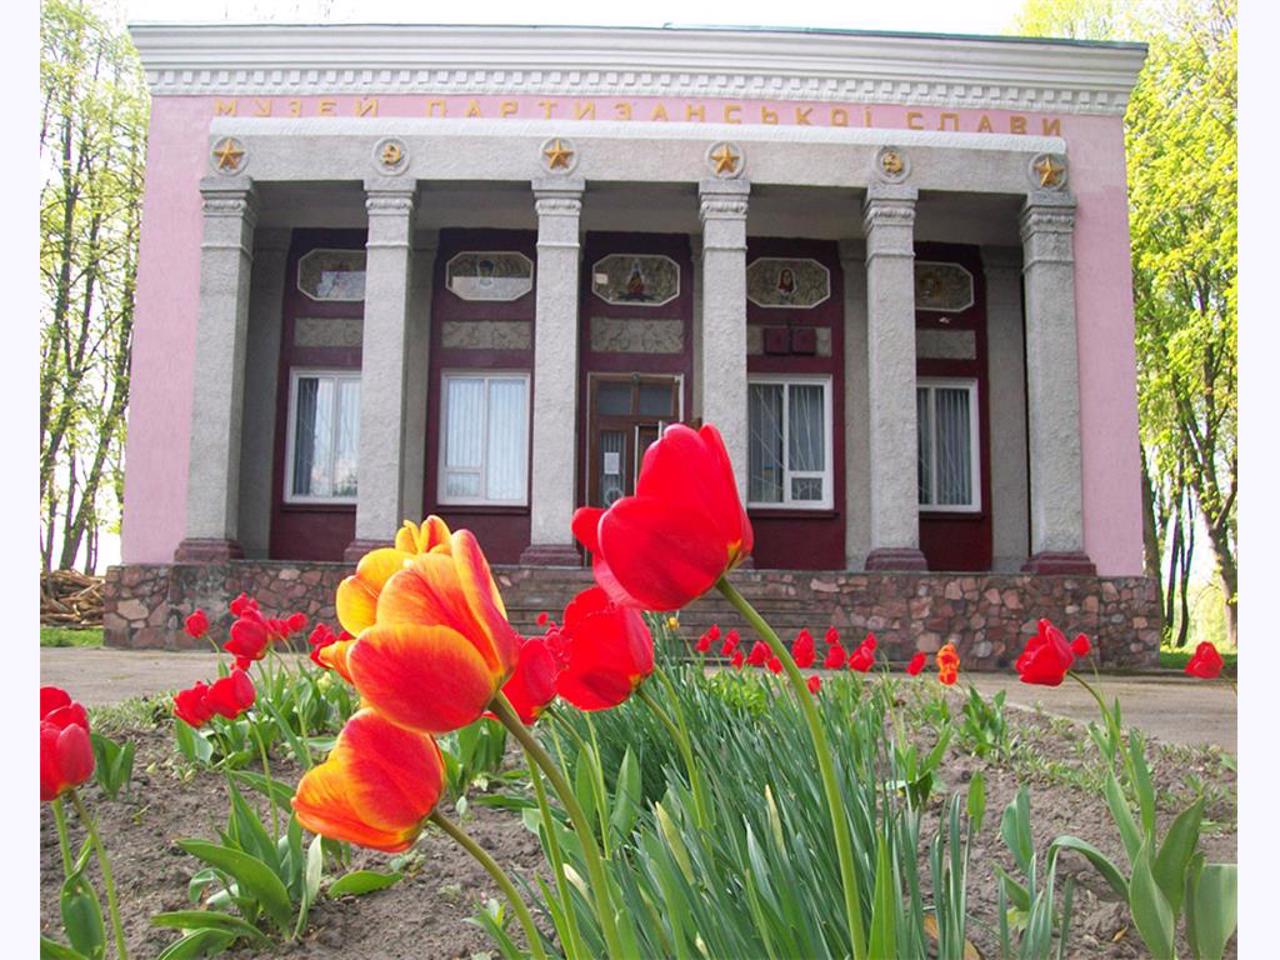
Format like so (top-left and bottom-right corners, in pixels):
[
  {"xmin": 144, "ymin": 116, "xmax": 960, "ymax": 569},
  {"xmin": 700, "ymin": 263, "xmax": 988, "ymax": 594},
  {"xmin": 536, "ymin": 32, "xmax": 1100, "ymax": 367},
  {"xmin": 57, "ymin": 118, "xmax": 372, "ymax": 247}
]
[
  {"xmin": 284, "ymin": 369, "xmax": 361, "ymax": 504},
  {"xmin": 747, "ymin": 376, "xmax": 833, "ymax": 509},
  {"xmin": 917, "ymin": 378, "xmax": 981, "ymax": 512},
  {"xmin": 439, "ymin": 372, "xmax": 530, "ymax": 506}
]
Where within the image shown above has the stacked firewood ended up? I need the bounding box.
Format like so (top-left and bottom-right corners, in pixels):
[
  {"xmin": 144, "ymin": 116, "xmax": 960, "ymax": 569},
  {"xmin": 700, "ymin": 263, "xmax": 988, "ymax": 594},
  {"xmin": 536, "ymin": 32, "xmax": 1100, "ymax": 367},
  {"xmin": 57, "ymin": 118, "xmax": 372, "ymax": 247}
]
[{"xmin": 40, "ymin": 570, "xmax": 104, "ymax": 626}]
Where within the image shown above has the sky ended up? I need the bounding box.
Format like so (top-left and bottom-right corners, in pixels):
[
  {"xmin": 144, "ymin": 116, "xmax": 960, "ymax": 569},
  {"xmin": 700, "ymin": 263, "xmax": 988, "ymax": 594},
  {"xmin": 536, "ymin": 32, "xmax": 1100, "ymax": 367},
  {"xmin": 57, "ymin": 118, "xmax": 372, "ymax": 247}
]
[{"xmin": 123, "ymin": 0, "xmax": 1031, "ymax": 36}]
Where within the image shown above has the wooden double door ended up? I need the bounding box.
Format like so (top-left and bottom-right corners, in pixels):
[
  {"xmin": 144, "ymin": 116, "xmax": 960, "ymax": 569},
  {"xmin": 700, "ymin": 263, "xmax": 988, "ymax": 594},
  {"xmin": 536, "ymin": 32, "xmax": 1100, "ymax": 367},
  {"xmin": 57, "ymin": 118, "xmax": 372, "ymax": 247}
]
[{"xmin": 585, "ymin": 374, "xmax": 683, "ymax": 508}]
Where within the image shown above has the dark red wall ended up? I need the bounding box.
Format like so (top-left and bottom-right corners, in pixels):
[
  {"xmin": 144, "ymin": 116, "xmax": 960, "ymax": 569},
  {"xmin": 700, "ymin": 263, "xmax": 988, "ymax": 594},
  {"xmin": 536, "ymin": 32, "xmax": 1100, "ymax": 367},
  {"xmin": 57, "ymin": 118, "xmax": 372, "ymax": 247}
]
[
  {"xmin": 745, "ymin": 237, "xmax": 846, "ymax": 570},
  {"xmin": 269, "ymin": 230, "xmax": 363, "ymax": 560}
]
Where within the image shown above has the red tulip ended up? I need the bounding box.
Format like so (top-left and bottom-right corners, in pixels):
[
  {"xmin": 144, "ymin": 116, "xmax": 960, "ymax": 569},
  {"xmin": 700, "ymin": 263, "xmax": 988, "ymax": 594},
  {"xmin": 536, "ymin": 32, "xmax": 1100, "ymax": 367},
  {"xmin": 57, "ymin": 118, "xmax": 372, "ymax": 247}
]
[
  {"xmin": 571, "ymin": 423, "xmax": 753, "ymax": 611},
  {"xmin": 766, "ymin": 656, "xmax": 783, "ymax": 674},
  {"xmin": 536, "ymin": 611, "xmax": 549, "ymax": 627},
  {"xmin": 906, "ymin": 652, "xmax": 927, "ymax": 676},
  {"xmin": 731, "ymin": 649, "xmax": 745, "ymax": 670},
  {"xmin": 555, "ymin": 587, "xmax": 654, "ymax": 711},
  {"xmin": 824, "ymin": 627, "xmax": 840, "ymax": 647},
  {"xmin": 823, "ymin": 642, "xmax": 847, "ymax": 670},
  {"xmin": 848, "ymin": 645, "xmax": 874, "ymax": 673},
  {"xmin": 862, "ymin": 633, "xmax": 878, "ymax": 652},
  {"xmin": 791, "ymin": 629, "xmax": 816, "ymax": 669},
  {"xmin": 939, "ymin": 667, "xmax": 959, "ymax": 687},
  {"xmin": 746, "ymin": 640, "xmax": 770, "ymax": 667},
  {"xmin": 206, "ymin": 669, "xmax": 256, "ymax": 720},
  {"xmin": 286, "ymin": 612, "xmax": 309, "ymax": 635},
  {"xmin": 720, "ymin": 629, "xmax": 741, "ymax": 656},
  {"xmin": 937, "ymin": 642, "xmax": 961, "ymax": 672},
  {"xmin": 1071, "ymin": 633, "xmax": 1092, "ymax": 658},
  {"xmin": 308, "ymin": 624, "xmax": 338, "ymax": 667},
  {"xmin": 500, "ymin": 636, "xmax": 561, "ymax": 724},
  {"xmin": 41, "ymin": 686, "xmax": 88, "ymax": 731},
  {"xmin": 184, "ymin": 609, "xmax": 209, "ymax": 640},
  {"xmin": 1014, "ymin": 620, "xmax": 1074, "ymax": 686},
  {"xmin": 40, "ymin": 687, "xmax": 93, "ymax": 803},
  {"xmin": 1185, "ymin": 641, "xmax": 1225, "ymax": 680},
  {"xmin": 807, "ymin": 675, "xmax": 822, "ymax": 694},
  {"xmin": 226, "ymin": 610, "xmax": 272, "ymax": 665},
  {"xmin": 293, "ymin": 709, "xmax": 444, "ymax": 853},
  {"xmin": 229, "ymin": 593, "xmax": 259, "ymax": 617},
  {"xmin": 695, "ymin": 631, "xmax": 714, "ymax": 653},
  {"xmin": 173, "ymin": 681, "xmax": 215, "ymax": 727}
]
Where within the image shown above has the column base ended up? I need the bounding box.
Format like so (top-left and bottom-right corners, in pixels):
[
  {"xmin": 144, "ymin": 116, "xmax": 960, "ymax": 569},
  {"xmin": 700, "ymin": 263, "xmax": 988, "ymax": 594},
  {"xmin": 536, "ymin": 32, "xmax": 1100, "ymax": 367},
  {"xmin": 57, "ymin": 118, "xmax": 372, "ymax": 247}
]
[
  {"xmin": 1021, "ymin": 552, "xmax": 1097, "ymax": 575},
  {"xmin": 864, "ymin": 547, "xmax": 929, "ymax": 571},
  {"xmin": 519, "ymin": 543, "xmax": 582, "ymax": 566},
  {"xmin": 174, "ymin": 538, "xmax": 243, "ymax": 562},
  {"xmin": 343, "ymin": 538, "xmax": 392, "ymax": 563}
]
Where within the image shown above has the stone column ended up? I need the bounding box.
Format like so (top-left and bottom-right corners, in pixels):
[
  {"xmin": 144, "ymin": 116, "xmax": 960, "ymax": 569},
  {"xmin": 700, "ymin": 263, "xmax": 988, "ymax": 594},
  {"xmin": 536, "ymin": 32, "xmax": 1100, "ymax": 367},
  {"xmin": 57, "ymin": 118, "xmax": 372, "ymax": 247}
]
[
  {"xmin": 1019, "ymin": 192, "xmax": 1095, "ymax": 573},
  {"xmin": 236, "ymin": 227, "xmax": 291, "ymax": 558},
  {"xmin": 982, "ymin": 246, "xmax": 1031, "ymax": 572},
  {"xmin": 839, "ymin": 239, "xmax": 871, "ymax": 568},
  {"xmin": 698, "ymin": 178, "xmax": 751, "ymax": 501},
  {"xmin": 862, "ymin": 183, "xmax": 927, "ymax": 570},
  {"xmin": 174, "ymin": 178, "xmax": 257, "ymax": 561},
  {"xmin": 521, "ymin": 177, "xmax": 585, "ymax": 565},
  {"xmin": 345, "ymin": 180, "xmax": 417, "ymax": 561}
]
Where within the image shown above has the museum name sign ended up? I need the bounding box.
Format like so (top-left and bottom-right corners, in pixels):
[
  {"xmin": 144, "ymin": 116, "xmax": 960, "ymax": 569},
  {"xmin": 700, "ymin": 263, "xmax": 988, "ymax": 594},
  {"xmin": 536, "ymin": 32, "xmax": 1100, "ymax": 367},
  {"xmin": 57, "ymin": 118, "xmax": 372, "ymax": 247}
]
[{"xmin": 211, "ymin": 95, "xmax": 1066, "ymax": 137}]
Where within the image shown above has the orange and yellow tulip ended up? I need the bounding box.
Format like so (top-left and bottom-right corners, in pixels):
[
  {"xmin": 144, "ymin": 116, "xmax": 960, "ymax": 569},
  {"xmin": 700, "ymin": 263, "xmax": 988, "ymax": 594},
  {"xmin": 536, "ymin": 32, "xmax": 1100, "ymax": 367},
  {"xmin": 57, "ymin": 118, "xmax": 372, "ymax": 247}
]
[
  {"xmin": 346, "ymin": 526, "xmax": 521, "ymax": 734},
  {"xmin": 335, "ymin": 517, "xmax": 451, "ymax": 636},
  {"xmin": 293, "ymin": 709, "xmax": 444, "ymax": 853}
]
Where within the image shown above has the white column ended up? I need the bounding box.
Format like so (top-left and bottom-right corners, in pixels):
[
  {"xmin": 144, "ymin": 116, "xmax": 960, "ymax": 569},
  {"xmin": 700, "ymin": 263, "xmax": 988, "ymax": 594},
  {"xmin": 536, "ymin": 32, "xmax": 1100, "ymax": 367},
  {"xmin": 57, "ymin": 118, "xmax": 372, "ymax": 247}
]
[
  {"xmin": 175, "ymin": 178, "xmax": 257, "ymax": 561},
  {"xmin": 698, "ymin": 178, "xmax": 750, "ymax": 501},
  {"xmin": 982, "ymin": 245, "xmax": 1031, "ymax": 572},
  {"xmin": 1019, "ymin": 191, "xmax": 1095, "ymax": 573},
  {"xmin": 840, "ymin": 238, "xmax": 871, "ymax": 569},
  {"xmin": 522, "ymin": 177, "xmax": 585, "ymax": 565},
  {"xmin": 862, "ymin": 183, "xmax": 927, "ymax": 570},
  {"xmin": 345, "ymin": 180, "xmax": 417, "ymax": 560}
]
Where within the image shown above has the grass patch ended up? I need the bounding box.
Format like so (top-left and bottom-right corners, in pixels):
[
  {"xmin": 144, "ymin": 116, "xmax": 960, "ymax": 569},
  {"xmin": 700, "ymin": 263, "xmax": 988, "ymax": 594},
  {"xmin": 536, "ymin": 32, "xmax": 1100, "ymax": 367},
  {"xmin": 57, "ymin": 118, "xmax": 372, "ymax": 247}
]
[
  {"xmin": 88, "ymin": 695, "xmax": 170, "ymax": 736},
  {"xmin": 41, "ymin": 626, "xmax": 103, "ymax": 648},
  {"xmin": 1159, "ymin": 647, "xmax": 1237, "ymax": 672}
]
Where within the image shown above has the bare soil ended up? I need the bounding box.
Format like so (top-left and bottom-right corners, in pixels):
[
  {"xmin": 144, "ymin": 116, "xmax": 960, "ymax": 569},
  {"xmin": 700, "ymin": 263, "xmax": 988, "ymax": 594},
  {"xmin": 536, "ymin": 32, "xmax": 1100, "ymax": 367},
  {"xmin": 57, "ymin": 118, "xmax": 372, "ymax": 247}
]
[{"xmin": 41, "ymin": 702, "xmax": 1235, "ymax": 959}]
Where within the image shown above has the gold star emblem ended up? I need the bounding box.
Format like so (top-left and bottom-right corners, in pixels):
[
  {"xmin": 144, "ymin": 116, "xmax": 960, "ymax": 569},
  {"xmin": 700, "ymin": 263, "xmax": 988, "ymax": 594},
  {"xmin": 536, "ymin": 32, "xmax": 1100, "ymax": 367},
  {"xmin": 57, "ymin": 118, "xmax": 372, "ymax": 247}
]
[
  {"xmin": 381, "ymin": 142, "xmax": 403, "ymax": 167},
  {"xmin": 1034, "ymin": 155, "xmax": 1065, "ymax": 187},
  {"xmin": 543, "ymin": 138, "xmax": 574, "ymax": 170},
  {"xmin": 212, "ymin": 138, "xmax": 244, "ymax": 171},
  {"xmin": 710, "ymin": 143, "xmax": 740, "ymax": 176},
  {"xmin": 880, "ymin": 149, "xmax": 904, "ymax": 175}
]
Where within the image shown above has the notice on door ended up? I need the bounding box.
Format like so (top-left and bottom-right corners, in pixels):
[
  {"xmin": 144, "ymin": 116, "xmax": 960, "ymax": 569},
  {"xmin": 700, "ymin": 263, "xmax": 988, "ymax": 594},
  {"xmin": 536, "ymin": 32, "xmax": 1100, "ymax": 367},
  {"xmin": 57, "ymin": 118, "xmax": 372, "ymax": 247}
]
[{"xmin": 603, "ymin": 451, "xmax": 621, "ymax": 475}]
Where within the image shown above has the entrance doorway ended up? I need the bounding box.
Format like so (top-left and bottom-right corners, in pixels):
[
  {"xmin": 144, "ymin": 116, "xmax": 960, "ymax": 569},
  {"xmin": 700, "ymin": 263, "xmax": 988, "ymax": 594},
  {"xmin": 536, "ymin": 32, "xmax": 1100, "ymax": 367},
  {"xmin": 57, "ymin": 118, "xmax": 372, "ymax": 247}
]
[{"xmin": 586, "ymin": 374, "xmax": 682, "ymax": 507}]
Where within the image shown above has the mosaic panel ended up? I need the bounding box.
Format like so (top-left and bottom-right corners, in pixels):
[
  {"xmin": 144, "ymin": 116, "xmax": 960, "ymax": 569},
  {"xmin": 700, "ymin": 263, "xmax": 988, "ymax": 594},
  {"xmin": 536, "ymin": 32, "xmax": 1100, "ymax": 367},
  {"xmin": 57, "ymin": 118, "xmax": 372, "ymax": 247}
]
[
  {"xmin": 297, "ymin": 249, "xmax": 366, "ymax": 302},
  {"xmin": 446, "ymin": 251, "xmax": 534, "ymax": 302},
  {"xmin": 915, "ymin": 262, "xmax": 975, "ymax": 313},
  {"xmin": 746, "ymin": 258, "xmax": 830, "ymax": 308},
  {"xmin": 590, "ymin": 317, "xmax": 683, "ymax": 354},
  {"xmin": 591, "ymin": 255, "xmax": 680, "ymax": 307},
  {"xmin": 916, "ymin": 329, "xmax": 977, "ymax": 360},
  {"xmin": 441, "ymin": 320, "xmax": 532, "ymax": 351},
  {"xmin": 293, "ymin": 317, "xmax": 363, "ymax": 348}
]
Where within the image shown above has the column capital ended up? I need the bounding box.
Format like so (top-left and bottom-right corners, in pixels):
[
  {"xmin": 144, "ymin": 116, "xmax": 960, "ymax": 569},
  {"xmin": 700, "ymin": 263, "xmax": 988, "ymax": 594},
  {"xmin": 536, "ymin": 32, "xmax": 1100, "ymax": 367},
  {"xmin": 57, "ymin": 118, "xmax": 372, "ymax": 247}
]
[
  {"xmin": 698, "ymin": 178, "xmax": 750, "ymax": 222},
  {"xmin": 1020, "ymin": 191, "xmax": 1077, "ymax": 235},
  {"xmin": 364, "ymin": 179, "xmax": 418, "ymax": 217},
  {"xmin": 862, "ymin": 183, "xmax": 917, "ymax": 236},
  {"xmin": 532, "ymin": 176, "xmax": 585, "ymax": 212},
  {"xmin": 199, "ymin": 176, "xmax": 257, "ymax": 223}
]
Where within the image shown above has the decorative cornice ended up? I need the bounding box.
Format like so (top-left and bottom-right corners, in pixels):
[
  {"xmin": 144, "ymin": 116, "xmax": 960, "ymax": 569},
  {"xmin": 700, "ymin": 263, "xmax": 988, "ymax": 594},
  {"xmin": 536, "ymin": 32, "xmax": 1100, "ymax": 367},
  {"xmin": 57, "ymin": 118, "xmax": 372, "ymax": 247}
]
[{"xmin": 129, "ymin": 23, "xmax": 1147, "ymax": 116}]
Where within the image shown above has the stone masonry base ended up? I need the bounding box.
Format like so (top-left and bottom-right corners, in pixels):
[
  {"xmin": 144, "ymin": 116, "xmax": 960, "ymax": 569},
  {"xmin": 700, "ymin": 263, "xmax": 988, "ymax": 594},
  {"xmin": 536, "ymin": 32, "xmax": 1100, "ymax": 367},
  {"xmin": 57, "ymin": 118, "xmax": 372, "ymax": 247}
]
[{"xmin": 104, "ymin": 562, "xmax": 1161, "ymax": 670}]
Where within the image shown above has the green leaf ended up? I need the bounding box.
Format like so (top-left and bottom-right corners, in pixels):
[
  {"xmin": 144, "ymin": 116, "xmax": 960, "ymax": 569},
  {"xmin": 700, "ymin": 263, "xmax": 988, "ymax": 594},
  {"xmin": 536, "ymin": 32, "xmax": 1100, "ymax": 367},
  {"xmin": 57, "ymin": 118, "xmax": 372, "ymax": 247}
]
[
  {"xmin": 155, "ymin": 928, "xmax": 237, "ymax": 960},
  {"xmin": 867, "ymin": 833, "xmax": 897, "ymax": 960},
  {"xmin": 39, "ymin": 937, "xmax": 89, "ymax": 960},
  {"xmin": 1129, "ymin": 840, "xmax": 1175, "ymax": 960},
  {"xmin": 177, "ymin": 839, "xmax": 295, "ymax": 932},
  {"xmin": 1153, "ymin": 797, "xmax": 1204, "ymax": 917},
  {"xmin": 229, "ymin": 769, "xmax": 295, "ymax": 808},
  {"xmin": 1104, "ymin": 771, "xmax": 1143, "ymax": 867},
  {"xmin": 609, "ymin": 746, "xmax": 642, "ymax": 842},
  {"xmin": 1186, "ymin": 863, "xmax": 1236, "ymax": 960},
  {"xmin": 151, "ymin": 910, "xmax": 270, "ymax": 944},
  {"xmin": 1048, "ymin": 836, "xmax": 1128, "ymax": 900},
  {"xmin": 1127, "ymin": 731, "xmax": 1157, "ymax": 839},
  {"xmin": 328, "ymin": 869, "xmax": 404, "ymax": 897},
  {"xmin": 226, "ymin": 782, "xmax": 279, "ymax": 874},
  {"xmin": 174, "ymin": 719, "xmax": 213, "ymax": 766},
  {"xmin": 967, "ymin": 771, "xmax": 986, "ymax": 835},
  {"xmin": 60, "ymin": 849, "xmax": 105, "ymax": 960},
  {"xmin": 1000, "ymin": 789, "xmax": 1033, "ymax": 874}
]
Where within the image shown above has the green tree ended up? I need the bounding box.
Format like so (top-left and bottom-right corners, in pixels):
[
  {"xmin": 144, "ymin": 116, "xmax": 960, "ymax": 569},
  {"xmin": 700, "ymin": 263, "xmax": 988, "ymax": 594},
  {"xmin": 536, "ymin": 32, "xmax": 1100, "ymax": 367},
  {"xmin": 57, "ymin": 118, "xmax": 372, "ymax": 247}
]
[
  {"xmin": 1008, "ymin": 0, "xmax": 1238, "ymax": 646},
  {"xmin": 39, "ymin": 0, "xmax": 148, "ymax": 574}
]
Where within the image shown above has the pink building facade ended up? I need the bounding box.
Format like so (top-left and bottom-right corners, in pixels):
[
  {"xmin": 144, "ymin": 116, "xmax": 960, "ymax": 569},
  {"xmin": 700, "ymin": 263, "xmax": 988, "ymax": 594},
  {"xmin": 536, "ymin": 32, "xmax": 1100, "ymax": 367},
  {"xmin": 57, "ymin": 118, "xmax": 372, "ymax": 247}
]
[{"xmin": 106, "ymin": 23, "xmax": 1159, "ymax": 666}]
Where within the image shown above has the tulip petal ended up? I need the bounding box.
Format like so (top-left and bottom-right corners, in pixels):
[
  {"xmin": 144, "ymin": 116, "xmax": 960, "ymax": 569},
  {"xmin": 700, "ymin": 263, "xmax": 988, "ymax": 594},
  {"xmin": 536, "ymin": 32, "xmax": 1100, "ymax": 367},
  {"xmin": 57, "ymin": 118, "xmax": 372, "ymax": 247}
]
[{"xmin": 348, "ymin": 624, "xmax": 499, "ymax": 734}]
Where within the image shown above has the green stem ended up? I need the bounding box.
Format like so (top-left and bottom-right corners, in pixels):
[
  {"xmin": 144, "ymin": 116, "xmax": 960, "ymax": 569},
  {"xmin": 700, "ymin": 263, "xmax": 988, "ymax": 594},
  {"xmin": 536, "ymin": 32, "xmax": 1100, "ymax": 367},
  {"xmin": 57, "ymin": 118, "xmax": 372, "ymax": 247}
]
[
  {"xmin": 636, "ymin": 683, "xmax": 710, "ymax": 831},
  {"xmin": 249, "ymin": 720, "xmax": 280, "ymax": 838},
  {"xmin": 70, "ymin": 789, "xmax": 129, "ymax": 960},
  {"xmin": 528, "ymin": 754, "xmax": 586, "ymax": 960},
  {"xmin": 717, "ymin": 577, "xmax": 868, "ymax": 960},
  {"xmin": 51, "ymin": 797, "xmax": 74, "ymax": 878},
  {"xmin": 490, "ymin": 694, "xmax": 627, "ymax": 960},
  {"xmin": 584, "ymin": 713, "xmax": 613, "ymax": 860},
  {"xmin": 430, "ymin": 810, "xmax": 549, "ymax": 960}
]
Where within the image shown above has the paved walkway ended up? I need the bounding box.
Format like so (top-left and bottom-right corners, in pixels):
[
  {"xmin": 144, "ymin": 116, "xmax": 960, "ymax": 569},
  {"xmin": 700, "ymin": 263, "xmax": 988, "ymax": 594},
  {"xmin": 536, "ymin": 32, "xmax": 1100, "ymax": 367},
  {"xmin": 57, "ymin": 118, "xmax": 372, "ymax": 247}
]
[{"xmin": 41, "ymin": 648, "xmax": 1235, "ymax": 753}]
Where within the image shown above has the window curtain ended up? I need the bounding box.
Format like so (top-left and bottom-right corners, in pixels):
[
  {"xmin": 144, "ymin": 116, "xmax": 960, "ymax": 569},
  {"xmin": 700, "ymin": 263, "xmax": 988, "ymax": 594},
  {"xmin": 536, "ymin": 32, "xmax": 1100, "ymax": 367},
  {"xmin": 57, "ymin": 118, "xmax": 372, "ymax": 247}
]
[
  {"xmin": 445, "ymin": 378, "xmax": 484, "ymax": 498},
  {"xmin": 935, "ymin": 387, "xmax": 972, "ymax": 505},
  {"xmin": 916, "ymin": 387, "xmax": 932, "ymax": 504},
  {"xmin": 485, "ymin": 378, "xmax": 527, "ymax": 501},
  {"xmin": 333, "ymin": 380, "xmax": 360, "ymax": 496},
  {"xmin": 292, "ymin": 377, "xmax": 319, "ymax": 496},
  {"xmin": 748, "ymin": 383, "xmax": 784, "ymax": 503}
]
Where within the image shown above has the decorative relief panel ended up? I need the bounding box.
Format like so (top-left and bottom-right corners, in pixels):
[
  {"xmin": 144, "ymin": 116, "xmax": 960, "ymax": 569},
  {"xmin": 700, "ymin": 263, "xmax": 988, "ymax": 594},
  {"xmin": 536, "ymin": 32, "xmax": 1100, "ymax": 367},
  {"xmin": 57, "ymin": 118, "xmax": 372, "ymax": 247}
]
[
  {"xmin": 446, "ymin": 252, "xmax": 534, "ymax": 302},
  {"xmin": 590, "ymin": 317, "xmax": 683, "ymax": 354},
  {"xmin": 294, "ymin": 317, "xmax": 363, "ymax": 348},
  {"xmin": 298, "ymin": 249, "xmax": 366, "ymax": 302},
  {"xmin": 591, "ymin": 255, "xmax": 680, "ymax": 307},
  {"xmin": 916, "ymin": 329, "xmax": 977, "ymax": 360},
  {"xmin": 914, "ymin": 262, "xmax": 975, "ymax": 313},
  {"xmin": 746, "ymin": 258, "xmax": 831, "ymax": 309},
  {"xmin": 441, "ymin": 320, "xmax": 532, "ymax": 351},
  {"xmin": 745, "ymin": 325, "xmax": 832, "ymax": 357}
]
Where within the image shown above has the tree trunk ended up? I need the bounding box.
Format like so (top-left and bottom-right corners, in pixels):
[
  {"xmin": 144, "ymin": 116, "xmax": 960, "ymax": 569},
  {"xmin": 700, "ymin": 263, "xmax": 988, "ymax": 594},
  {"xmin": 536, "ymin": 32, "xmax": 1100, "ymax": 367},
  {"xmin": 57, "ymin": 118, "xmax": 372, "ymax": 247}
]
[{"xmin": 1140, "ymin": 450, "xmax": 1164, "ymax": 622}]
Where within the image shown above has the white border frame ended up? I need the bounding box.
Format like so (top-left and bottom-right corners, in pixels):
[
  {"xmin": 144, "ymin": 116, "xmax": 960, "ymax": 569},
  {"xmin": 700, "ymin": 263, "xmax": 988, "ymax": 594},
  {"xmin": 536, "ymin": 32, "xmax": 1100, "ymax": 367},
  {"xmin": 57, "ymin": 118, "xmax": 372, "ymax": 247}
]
[
  {"xmin": 437, "ymin": 369, "xmax": 531, "ymax": 507},
  {"xmin": 916, "ymin": 377, "xmax": 982, "ymax": 513},
  {"xmin": 746, "ymin": 257, "xmax": 832, "ymax": 310},
  {"xmin": 444, "ymin": 250, "xmax": 535, "ymax": 303},
  {"xmin": 746, "ymin": 373, "xmax": 835, "ymax": 511},
  {"xmin": 590, "ymin": 253, "xmax": 681, "ymax": 308},
  {"xmin": 296, "ymin": 248, "xmax": 367, "ymax": 303},
  {"xmin": 283, "ymin": 367, "xmax": 361, "ymax": 505}
]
